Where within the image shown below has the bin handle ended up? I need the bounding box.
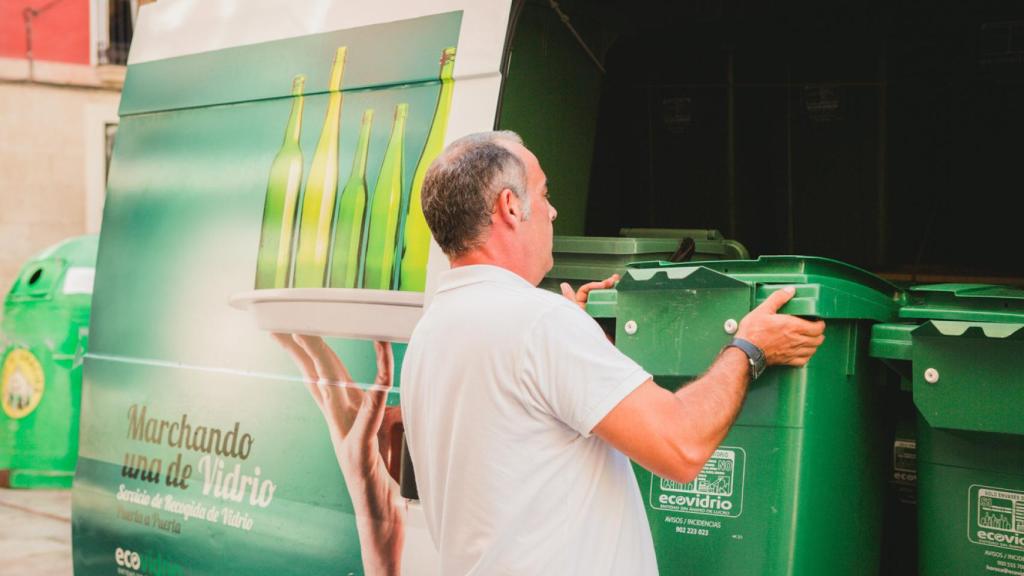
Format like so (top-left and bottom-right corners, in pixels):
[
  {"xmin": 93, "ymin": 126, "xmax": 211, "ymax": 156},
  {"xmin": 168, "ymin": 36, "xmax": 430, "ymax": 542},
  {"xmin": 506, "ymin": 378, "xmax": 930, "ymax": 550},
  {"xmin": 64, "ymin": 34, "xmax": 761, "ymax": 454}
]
[
  {"xmin": 753, "ymin": 283, "xmax": 821, "ymax": 320},
  {"xmin": 669, "ymin": 237, "xmax": 696, "ymax": 263}
]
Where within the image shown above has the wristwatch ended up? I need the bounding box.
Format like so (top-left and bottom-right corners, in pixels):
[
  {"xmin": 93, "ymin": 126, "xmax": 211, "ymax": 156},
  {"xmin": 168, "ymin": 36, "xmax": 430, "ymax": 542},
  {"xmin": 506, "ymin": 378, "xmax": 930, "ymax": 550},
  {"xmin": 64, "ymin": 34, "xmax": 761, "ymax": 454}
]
[{"xmin": 724, "ymin": 337, "xmax": 767, "ymax": 380}]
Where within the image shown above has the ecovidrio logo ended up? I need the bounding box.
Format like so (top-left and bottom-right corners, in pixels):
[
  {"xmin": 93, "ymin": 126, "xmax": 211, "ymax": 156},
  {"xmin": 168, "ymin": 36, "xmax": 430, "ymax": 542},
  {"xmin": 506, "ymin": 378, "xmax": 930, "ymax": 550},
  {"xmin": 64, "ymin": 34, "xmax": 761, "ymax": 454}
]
[
  {"xmin": 114, "ymin": 547, "xmax": 188, "ymax": 576},
  {"xmin": 968, "ymin": 485, "xmax": 1024, "ymax": 553}
]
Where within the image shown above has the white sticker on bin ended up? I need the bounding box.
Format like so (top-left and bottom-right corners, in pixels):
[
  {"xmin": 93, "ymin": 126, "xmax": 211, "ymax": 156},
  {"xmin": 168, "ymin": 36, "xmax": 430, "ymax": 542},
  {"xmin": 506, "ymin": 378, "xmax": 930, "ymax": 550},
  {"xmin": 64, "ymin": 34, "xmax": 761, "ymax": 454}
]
[{"xmin": 63, "ymin": 267, "xmax": 95, "ymax": 295}]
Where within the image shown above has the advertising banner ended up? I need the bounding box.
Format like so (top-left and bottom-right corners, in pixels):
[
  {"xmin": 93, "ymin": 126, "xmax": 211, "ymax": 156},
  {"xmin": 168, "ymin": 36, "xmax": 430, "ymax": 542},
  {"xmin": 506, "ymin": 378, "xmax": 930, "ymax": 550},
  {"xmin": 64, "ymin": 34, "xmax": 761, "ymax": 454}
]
[{"xmin": 73, "ymin": 2, "xmax": 511, "ymax": 574}]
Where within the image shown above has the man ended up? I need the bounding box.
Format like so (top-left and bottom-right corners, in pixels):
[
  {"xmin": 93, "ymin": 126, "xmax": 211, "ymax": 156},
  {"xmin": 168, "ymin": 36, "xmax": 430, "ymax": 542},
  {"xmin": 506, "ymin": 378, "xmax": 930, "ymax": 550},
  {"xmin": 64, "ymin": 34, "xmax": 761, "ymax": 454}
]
[{"xmin": 401, "ymin": 131, "xmax": 825, "ymax": 575}]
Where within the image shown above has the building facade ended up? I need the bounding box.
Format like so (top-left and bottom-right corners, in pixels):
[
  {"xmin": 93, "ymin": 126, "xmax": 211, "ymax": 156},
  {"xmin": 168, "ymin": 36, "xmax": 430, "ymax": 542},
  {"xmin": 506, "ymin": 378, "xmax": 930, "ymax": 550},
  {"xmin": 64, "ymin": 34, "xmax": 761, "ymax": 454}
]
[{"xmin": 0, "ymin": 0, "xmax": 141, "ymax": 292}]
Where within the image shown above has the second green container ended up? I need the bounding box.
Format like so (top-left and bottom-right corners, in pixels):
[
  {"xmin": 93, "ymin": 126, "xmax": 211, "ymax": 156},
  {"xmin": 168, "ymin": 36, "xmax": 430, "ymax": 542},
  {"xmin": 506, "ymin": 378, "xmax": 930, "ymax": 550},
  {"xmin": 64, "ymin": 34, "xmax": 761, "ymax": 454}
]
[{"xmin": 871, "ymin": 284, "xmax": 1024, "ymax": 576}]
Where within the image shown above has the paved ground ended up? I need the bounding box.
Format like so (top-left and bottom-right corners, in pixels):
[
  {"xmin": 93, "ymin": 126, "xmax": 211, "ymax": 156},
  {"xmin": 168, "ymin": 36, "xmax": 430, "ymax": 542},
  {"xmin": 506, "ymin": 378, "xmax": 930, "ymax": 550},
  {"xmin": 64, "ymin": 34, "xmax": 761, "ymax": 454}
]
[{"xmin": 0, "ymin": 488, "xmax": 72, "ymax": 576}]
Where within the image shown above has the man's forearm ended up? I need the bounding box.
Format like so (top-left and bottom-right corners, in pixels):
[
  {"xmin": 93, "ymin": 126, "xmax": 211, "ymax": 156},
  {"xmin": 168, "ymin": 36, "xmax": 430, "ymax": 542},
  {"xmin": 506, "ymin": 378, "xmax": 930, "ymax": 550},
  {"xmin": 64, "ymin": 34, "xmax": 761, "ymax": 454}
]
[
  {"xmin": 671, "ymin": 347, "xmax": 751, "ymax": 467},
  {"xmin": 590, "ymin": 349, "xmax": 750, "ymax": 483}
]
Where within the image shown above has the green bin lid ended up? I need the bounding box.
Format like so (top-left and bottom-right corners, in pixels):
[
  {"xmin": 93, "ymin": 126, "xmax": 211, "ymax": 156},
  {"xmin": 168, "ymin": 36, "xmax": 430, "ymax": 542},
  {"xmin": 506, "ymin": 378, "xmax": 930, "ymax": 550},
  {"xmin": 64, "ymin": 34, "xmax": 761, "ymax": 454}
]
[
  {"xmin": 604, "ymin": 256, "xmax": 897, "ymax": 379},
  {"xmin": 553, "ymin": 234, "xmax": 743, "ymax": 258},
  {"xmin": 546, "ymin": 236, "xmax": 680, "ymax": 286},
  {"xmin": 547, "ymin": 234, "xmax": 748, "ymax": 287},
  {"xmin": 618, "ymin": 227, "xmax": 723, "ymax": 240},
  {"xmin": 553, "ymin": 236, "xmax": 680, "ymax": 255},
  {"xmin": 870, "ymin": 284, "xmax": 1024, "ymax": 435},
  {"xmin": 898, "ymin": 283, "xmax": 1024, "ymax": 323},
  {"xmin": 871, "ymin": 283, "xmax": 1024, "ymax": 360},
  {"xmin": 615, "ymin": 228, "xmax": 750, "ymax": 259},
  {"xmin": 622, "ymin": 255, "xmax": 900, "ymax": 321}
]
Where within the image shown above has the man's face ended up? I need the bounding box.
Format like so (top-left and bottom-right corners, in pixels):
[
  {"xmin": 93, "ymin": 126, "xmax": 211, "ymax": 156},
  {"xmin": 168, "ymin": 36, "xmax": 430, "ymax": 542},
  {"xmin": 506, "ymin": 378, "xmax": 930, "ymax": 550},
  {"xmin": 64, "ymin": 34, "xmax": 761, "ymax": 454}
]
[{"xmin": 511, "ymin": 143, "xmax": 557, "ymax": 283}]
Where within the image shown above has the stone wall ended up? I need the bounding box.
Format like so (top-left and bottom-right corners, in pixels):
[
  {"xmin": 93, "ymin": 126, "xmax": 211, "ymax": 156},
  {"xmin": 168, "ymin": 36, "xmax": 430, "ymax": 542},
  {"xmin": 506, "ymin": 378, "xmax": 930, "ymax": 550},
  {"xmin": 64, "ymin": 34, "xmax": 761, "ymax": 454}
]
[{"xmin": 0, "ymin": 80, "xmax": 120, "ymax": 294}]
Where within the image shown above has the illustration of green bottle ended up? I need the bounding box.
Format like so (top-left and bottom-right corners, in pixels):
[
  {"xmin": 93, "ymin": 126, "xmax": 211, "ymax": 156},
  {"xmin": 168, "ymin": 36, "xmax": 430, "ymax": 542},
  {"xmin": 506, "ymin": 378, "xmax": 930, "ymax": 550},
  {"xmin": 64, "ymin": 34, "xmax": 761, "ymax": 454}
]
[
  {"xmin": 362, "ymin": 103, "xmax": 408, "ymax": 290},
  {"xmin": 398, "ymin": 47, "xmax": 456, "ymax": 292},
  {"xmin": 255, "ymin": 74, "xmax": 306, "ymax": 289},
  {"xmin": 293, "ymin": 46, "xmax": 347, "ymax": 288},
  {"xmin": 328, "ymin": 109, "xmax": 374, "ymax": 288}
]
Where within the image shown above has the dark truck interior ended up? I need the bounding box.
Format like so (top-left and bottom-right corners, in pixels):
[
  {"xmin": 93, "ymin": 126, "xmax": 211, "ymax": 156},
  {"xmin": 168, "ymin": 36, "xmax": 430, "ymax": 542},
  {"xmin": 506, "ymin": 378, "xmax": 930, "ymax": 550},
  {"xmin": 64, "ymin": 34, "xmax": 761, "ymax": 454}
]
[{"xmin": 497, "ymin": 0, "xmax": 1024, "ymax": 284}]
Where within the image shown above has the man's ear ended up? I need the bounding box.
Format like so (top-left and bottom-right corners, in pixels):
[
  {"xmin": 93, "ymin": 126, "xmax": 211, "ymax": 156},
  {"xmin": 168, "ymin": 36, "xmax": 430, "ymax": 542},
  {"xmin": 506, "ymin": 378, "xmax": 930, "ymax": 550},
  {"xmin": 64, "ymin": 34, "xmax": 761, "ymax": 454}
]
[{"xmin": 495, "ymin": 188, "xmax": 521, "ymax": 228}]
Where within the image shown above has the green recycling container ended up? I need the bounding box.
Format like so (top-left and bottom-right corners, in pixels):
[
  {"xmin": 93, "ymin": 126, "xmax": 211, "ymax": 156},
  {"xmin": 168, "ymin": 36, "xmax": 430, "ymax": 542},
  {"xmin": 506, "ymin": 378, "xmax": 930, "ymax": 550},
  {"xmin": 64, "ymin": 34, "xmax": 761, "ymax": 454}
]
[
  {"xmin": 870, "ymin": 284, "xmax": 1024, "ymax": 576},
  {"xmin": 589, "ymin": 256, "xmax": 899, "ymax": 575},
  {"xmin": 541, "ymin": 229, "xmax": 749, "ymax": 293},
  {"xmin": 0, "ymin": 235, "xmax": 98, "ymax": 488}
]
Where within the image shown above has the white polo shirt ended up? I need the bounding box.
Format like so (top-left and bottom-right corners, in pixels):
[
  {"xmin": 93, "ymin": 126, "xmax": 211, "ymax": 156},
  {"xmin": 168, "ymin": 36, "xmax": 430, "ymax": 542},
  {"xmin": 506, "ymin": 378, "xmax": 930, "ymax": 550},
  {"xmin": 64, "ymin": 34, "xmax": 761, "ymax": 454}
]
[{"xmin": 401, "ymin": 265, "xmax": 657, "ymax": 575}]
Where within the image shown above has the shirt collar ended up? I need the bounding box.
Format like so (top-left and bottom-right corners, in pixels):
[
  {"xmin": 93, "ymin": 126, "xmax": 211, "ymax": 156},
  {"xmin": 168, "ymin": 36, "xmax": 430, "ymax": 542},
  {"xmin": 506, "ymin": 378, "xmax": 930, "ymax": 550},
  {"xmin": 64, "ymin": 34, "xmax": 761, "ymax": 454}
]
[{"xmin": 435, "ymin": 264, "xmax": 535, "ymax": 293}]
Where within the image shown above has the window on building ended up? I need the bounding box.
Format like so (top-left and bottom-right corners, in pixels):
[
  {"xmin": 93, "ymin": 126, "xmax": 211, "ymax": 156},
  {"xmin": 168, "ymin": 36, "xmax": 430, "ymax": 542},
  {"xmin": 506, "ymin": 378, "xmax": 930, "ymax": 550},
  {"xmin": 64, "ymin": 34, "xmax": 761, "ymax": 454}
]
[{"xmin": 97, "ymin": 0, "xmax": 136, "ymax": 65}]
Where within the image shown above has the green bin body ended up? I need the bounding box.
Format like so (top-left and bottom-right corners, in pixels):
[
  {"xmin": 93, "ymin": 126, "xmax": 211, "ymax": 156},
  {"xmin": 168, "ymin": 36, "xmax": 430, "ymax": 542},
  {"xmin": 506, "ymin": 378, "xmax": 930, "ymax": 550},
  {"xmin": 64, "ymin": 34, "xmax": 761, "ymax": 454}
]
[
  {"xmin": 871, "ymin": 284, "xmax": 1024, "ymax": 575},
  {"xmin": 590, "ymin": 256, "xmax": 898, "ymax": 575},
  {"xmin": 541, "ymin": 229, "xmax": 748, "ymax": 292},
  {"xmin": 0, "ymin": 235, "xmax": 98, "ymax": 488}
]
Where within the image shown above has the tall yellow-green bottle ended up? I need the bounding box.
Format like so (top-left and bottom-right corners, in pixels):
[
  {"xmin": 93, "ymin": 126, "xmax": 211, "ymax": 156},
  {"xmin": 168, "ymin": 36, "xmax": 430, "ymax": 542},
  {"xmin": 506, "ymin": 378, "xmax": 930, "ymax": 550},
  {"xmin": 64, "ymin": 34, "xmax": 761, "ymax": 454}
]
[
  {"xmin": 398, "ymin": 47, "xmax": 456, "ymax": 292},
  {"xmin": 328, "ymin": 109, "xmax": 374, "ymax": 288},
  {"xmin": 293, "ymin": 46, "xmax": 347, "ymax": 287},
  {"xmin": 362, "ymin": 103, "xmax": 408, "ymax": 290},
  {"xmin": 255, "ymin": 74, "xmax": 306, "ymax": 289}
]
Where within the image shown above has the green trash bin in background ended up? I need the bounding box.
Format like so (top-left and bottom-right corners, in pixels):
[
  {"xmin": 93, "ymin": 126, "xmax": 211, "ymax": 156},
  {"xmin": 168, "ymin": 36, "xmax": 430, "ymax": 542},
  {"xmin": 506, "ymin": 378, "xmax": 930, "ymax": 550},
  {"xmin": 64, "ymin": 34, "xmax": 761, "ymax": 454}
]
[
  {"xmin": 541, "ymin": 228, "xmax": 749, "ymax": 293},
  {"xmin": 870, "ymin": 284, "xmax": 1024, "ymax": 576},
  {"xmin": 588, "ymin": 256, "xmax": 898, "ymax": 575},
  {"xmin": 0, "ymin": 235, "xmax": 98, "ymax": 488}
]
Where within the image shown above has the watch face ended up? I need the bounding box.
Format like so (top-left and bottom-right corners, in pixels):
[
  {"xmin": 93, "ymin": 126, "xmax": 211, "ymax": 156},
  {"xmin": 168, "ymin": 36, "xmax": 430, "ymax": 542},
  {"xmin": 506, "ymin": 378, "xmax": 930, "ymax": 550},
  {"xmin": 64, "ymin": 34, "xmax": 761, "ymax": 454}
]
[{"xmin": 752, "ymin": 356, "xmax": 767, "ymax": 379}]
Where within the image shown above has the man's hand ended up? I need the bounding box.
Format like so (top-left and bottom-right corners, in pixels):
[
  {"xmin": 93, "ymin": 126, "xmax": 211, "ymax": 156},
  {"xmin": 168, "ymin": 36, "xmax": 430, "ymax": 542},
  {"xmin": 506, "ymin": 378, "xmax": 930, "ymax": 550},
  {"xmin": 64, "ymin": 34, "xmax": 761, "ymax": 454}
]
[
  {"xmin": 736, "ymin": 286, "xmax": 826, "ymax": 367},
  {"xmin": 560, "ymin": 273, "xmax": 619, "ymax": 311}
]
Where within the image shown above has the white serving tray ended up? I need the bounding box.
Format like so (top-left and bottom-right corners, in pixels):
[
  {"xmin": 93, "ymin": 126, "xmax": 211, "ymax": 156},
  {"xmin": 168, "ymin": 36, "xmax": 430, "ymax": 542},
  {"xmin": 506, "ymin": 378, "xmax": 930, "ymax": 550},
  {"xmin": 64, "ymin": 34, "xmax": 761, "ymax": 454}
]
[{"xmin": 230, "ymin": 288, "xmax": 425, "ymax": 342}]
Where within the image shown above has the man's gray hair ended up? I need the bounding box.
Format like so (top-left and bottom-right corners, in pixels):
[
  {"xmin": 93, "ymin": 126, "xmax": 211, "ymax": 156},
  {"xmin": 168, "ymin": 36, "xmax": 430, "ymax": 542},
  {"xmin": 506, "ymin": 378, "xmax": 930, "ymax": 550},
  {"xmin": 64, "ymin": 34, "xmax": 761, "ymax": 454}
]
[{"xmin": 420, "ymin": 130, "xmax": 530, "ymax": 258}]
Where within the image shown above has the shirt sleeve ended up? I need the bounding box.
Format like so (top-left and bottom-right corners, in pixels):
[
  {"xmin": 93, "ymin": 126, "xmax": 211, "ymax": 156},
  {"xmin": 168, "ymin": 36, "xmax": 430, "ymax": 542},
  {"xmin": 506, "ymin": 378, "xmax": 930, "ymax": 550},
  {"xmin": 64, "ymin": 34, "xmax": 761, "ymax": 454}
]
[{"xmin": 520, "ymin": 300, "xmax": 652, "ymax": 437}]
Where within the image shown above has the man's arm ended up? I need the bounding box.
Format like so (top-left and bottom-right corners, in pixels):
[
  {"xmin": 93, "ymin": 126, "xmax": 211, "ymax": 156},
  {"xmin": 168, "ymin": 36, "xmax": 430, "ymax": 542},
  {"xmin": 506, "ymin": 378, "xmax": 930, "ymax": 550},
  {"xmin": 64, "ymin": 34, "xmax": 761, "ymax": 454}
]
[{"xmin": 592, "ymin": 287, "xmax": 825, "ymax": 484}]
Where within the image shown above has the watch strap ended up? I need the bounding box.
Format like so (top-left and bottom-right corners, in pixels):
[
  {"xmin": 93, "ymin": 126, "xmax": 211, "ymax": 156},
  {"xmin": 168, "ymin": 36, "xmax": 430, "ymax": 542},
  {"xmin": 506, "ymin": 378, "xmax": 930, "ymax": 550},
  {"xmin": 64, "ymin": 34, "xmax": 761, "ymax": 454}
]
[{"xmin": 724, "ymin": 337, "xmax": 767, "ymax": 380}]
